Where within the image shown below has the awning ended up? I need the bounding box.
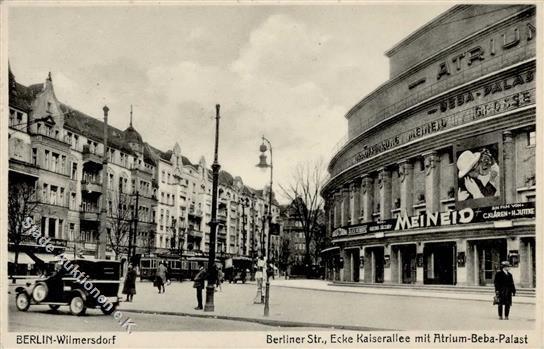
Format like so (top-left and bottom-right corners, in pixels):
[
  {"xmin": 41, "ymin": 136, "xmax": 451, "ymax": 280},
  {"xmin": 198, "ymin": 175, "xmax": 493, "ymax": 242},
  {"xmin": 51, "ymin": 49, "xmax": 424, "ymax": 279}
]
[
  {"xmin": 29, "ymin": 252, "xmax": 60, "ymax": 263},
  {"xmin": 320, "ymin": 246, "xmax": 340, "ymax": 254},
  {"xmin": 8, "ymin": 251, "xmax": 36, "ymax": 264}
]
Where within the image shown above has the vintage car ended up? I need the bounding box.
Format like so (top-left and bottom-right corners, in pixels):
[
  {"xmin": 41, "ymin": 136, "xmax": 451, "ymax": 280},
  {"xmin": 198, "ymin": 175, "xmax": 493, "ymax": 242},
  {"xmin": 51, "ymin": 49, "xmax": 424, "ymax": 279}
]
[{"xmin": 14, "ymin": 259, "xmax": 121, "ymax": 316}]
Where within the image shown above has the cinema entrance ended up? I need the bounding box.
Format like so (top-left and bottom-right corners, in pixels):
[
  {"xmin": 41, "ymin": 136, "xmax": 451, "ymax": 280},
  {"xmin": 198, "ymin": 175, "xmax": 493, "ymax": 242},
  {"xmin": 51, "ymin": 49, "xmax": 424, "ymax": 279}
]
[
  {"xmin": 423, "ymin": 241, "xmax": 456, "ymax": 285},
  {"xmin": 363, "ymin": 246, "xmax": 384, "ymax": 283},
  {"xmin": 468, "ymin": 239, "xmax": 507, "ymax": 286},
  {"xmin": 391, "ymin": 244, "xmax": 417, "ymax": 284}
]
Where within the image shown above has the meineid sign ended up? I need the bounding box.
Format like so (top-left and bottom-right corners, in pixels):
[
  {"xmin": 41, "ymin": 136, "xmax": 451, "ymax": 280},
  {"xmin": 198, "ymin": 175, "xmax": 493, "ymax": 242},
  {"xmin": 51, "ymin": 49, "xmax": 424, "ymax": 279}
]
[{"xmin": 332, "ymin": 202, "xmax": 534, "ymax": 239}]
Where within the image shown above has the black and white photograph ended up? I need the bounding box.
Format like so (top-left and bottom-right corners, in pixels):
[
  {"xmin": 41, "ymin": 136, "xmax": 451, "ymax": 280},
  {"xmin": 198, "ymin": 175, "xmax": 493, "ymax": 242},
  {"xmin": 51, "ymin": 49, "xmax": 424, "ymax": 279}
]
[{"xmin": 1, "ymin": 2, "xmax": 540, "ymax": 348}]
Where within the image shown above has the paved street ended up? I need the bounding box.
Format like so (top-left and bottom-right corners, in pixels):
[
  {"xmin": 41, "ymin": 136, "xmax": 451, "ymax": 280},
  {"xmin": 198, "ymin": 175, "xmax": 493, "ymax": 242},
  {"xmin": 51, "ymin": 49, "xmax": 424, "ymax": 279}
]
[
  {"xmin": 8, "ymin": 301, "xmax": 309, "ymax": 332},
  {"xmin": 8, "ymin": 278, "xmax": 535, "ymax": 331}
]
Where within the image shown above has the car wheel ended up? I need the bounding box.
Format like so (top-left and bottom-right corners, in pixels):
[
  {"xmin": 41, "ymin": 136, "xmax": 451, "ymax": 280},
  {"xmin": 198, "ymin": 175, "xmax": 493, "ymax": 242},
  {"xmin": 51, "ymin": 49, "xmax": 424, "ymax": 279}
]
[
  {"xmin": 69, "ymin": 295, "xmax": 86, "ymax": 316},
  {"xmin": 242, "ymin": 279, "xmax": 246, "ymax": 284},
  {"xmin": 32, "ymin": 283, "xmax": 48, "ymax": 303},
  {"xmin": 101, "ymin": 303, "xmax": 117, "ymax": 315},
  {"xmin": 48, "ymin": 304, "xmax": 61, "ymax": 311},
  {"xmin": 16, "ymin": 293, "xmax": 30, "ymax": 311}
]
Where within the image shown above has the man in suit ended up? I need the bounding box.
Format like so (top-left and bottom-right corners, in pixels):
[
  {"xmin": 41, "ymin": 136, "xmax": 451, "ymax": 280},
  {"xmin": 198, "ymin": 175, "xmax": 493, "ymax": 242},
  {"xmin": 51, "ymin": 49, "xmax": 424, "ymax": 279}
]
[
  {"xmin": 193, "ymin": 263, "xmax": 206, "ymax": 310},
  {"xmin": 494, "ymin": 261, "xmax": 516, "ymax": 320}
]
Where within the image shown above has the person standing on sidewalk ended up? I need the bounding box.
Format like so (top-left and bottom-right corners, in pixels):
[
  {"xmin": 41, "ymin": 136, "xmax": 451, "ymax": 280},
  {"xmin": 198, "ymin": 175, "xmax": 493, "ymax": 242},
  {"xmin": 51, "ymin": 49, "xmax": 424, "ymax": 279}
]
[
  {"xmin": 193, "ymin": 262, "xmax": 206, "ymax": 310},
  {"xmin": 155, "ymin": 261, "xmax": 168, "ymax": 294},
  {"xmin": 122, "ymin": 264, "xmax": 137, "ymax": 302},
  {"xmin": 494, "ymin": 261, "xmax": 516, "ymax": 320}
]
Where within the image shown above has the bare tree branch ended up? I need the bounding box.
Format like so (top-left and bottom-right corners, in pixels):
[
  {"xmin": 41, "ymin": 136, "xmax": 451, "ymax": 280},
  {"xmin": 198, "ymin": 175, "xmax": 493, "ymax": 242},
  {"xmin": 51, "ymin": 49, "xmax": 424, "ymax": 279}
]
[{"xmin": 279, "ymin": 158, "xmax": 327, "ymax": 271}]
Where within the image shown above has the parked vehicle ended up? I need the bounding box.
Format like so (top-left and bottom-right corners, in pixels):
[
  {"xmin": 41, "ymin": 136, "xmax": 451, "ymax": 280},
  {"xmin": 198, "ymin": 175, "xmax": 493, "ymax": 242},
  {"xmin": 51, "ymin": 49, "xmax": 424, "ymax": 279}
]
[
  {"xmin": 224, "ymin": 257, "xmax": 252, "ymax": 283},
  {"xmin": 14, "ymin": 259, "xmax": 121, "ymax": 316},
  {"xmin": 139, "ymin": 255, "xmax": 218, "ymax": 281}
]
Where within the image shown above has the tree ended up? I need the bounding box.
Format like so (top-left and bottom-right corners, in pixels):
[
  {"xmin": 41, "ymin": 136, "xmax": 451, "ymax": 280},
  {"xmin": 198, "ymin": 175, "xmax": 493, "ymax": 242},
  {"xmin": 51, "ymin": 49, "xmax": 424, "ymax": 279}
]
[
  {"xmin": 8, "ymin": 181, "xmax": 39, "ymax": 279},
  {"xmin": 106, "ymin": 190, "xmax": 133, "ymax": 259},
  {"xmin": 280, "ymin": 159, "xmax": 327, "ymax": 273},
  {"xmin": 278, "ymin": 237, "xmax": 294, "ymax": 274}
]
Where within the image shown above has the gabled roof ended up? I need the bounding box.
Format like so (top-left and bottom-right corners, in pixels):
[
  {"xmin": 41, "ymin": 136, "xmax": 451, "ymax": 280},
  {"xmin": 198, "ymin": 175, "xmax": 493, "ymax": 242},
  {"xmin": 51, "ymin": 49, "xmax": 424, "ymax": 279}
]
[
  {"xmin": 9, "ymin": 81, "xmax": 40, "ymax": 112},
  {"xmin": 61, "ymin": 104, "xmax": 136, "ymax": 156}
]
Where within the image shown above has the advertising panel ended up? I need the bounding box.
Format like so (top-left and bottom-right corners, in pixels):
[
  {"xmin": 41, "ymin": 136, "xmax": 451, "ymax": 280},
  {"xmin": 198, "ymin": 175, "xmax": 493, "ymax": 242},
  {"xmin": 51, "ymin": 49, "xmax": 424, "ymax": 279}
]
[{"xmin": 454, "ymin": 132, "xmax": 503, "ymax": 209}]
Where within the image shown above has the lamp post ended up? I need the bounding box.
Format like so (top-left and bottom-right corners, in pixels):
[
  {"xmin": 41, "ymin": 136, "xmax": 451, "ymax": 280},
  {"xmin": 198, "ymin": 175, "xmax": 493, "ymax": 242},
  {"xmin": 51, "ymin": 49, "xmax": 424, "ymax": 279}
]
[
  {"xmin": 256, "ymin": 136, "xmax": 273, "ymax": 317},
  {"xmin": 205, "ymin": 104, "xmax": 221, "ymax": 312}
]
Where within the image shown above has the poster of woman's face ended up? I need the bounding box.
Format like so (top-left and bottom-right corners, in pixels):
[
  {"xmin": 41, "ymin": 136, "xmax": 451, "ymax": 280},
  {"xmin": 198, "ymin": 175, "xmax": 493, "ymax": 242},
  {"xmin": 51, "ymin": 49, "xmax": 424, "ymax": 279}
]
[{"xmin": 456, "ymin": 143, "xmax": 501, "ymax": 206}]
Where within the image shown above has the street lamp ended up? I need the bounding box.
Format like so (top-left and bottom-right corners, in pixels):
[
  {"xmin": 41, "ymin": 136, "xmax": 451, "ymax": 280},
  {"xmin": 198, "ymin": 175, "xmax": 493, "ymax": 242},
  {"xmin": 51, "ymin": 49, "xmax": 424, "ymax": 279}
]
[
  {"xmin": 256, "ymin": 136, "xmax": 273, "ymax": 317},
  {"xmin": 205, "ymin": 104, "xmax": 221, "ymax": 312}
]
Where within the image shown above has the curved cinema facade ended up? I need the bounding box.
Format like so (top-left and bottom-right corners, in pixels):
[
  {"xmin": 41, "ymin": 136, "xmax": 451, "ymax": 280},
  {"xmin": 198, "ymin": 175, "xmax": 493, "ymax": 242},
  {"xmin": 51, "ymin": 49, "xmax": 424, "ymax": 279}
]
[{"xmin": 321, "ymin": 5, "xmax": 536, "ymax": 288}]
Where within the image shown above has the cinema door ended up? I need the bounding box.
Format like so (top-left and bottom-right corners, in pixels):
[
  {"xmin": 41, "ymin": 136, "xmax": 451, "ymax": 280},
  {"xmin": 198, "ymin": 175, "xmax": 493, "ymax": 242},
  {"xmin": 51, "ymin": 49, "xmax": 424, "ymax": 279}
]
[{"xmin": 424, "ymin": 241, "xmax": 456, "ymax": 285}]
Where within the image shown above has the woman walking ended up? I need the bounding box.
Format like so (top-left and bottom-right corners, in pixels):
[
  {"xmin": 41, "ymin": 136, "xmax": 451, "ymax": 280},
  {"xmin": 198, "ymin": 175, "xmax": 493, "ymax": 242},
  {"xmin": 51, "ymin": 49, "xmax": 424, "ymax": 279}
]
[
  {"xmin": 494, "ymin": 261, "xmax": 516, "ymax": 320},
  {"xmin": 122, "ymin": 264, "xmax": 137, "ymax": 302}
]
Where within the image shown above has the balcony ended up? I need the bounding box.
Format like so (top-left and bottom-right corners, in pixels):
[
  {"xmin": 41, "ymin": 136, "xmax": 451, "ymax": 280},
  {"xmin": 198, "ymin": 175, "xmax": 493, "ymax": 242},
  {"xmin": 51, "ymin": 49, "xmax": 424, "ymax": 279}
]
[
  {"xmin": 188, "ymin": 206, "xmax": 203, "ymax": 218},
  {"xmin": 82, "ymin": 145, "xmax": 103, "ymax": 167},
  {"xmin": 80, "ymin": 210, "xmax": 100, "ymax": 221},
  {"xmin": 187, "ymin": 229, "xmax": 203, "ymax": 238},
  {"xmin": 81, "ymin": 180, "xmax": 102, "ymax": 194},
  {"xmin": 217, "ymin": 210, "xmax": 228, "ymax": 223}
]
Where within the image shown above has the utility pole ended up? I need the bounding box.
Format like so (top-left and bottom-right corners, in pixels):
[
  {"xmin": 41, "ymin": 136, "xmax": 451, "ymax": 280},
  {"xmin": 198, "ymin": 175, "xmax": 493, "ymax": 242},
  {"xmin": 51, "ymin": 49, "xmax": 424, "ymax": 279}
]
[
  {"xmin": 205, "ymin": 104, "xmax": 221, "ymax": 312},
  {"xmin": 129, "ymin": 191, "xmax": 139, "ymax": 263},
  {"xmin": 97, "ymin": 106, "xmax": 109, "ymax": 259}
]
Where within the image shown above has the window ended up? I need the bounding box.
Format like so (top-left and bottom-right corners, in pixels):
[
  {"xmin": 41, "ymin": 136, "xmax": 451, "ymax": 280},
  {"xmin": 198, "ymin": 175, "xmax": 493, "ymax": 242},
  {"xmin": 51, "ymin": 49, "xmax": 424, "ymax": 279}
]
[
  {"xmin": 69, "ymin": 223, "xmax": 75, "ymax": 241},
  {"xmin": 60, "ymin": 188, "xmax": 65, "ymax": 206},
  {"xmin": 132, "ymin": 179, "xmax": 136, "ymax": 193},
  {"xmin": 51, "ymin": 153, "xmax": 59, "ymax": 172},
  {"xmin": 161, "ymin": 171, "xmax": 166, "ymax": 183},
  {"xmin": 71, "ymin": 163, "xmax": 78, "ymax": 180},
  {"xmin": 58, "ymin": 219, "xmax": 64, "ymax": 238},
  {"xmin": 50, "ymin": 185, "xmax": 58, "ymax": 205},
  {"xmin": 42, "ymin": 183, "xmax": 48, "ymax": 202},
  {"xmin": 73, "ymin": 135, "xmax": 79, "ymax": 149},
  {"xmin": 32, "ymin": 148, "xmax": 37, "ymax": 166},
  {"xmin": 167, "ymin": 173, "xmax": 171, "ymax": 184},
  {"xmin": 44, "ymin": 150, "xmax": 50, "ymax": 170},
  {"xmin": 108, "ymin": 173, "xmax": 114, "ymax": 190},
  {"xmin": 528, "ymin": 131, "xmax": 536, "ymax": 146},
  {"xmin": 160, "ymin": 209, "xmax": 164, "ymax": 224},
  {"xmin": 70, "ymin": 192, "xmax": 76, "ymax": 210}
]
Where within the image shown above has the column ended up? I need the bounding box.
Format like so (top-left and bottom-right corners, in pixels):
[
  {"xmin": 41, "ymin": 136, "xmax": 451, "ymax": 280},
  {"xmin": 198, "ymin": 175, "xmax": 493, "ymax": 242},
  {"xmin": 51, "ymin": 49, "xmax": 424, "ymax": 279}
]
[
  {"xmin": 503, "ymin": 131, "xmax": 515, "ymax": 203},
  {"xmin": 334, "ymin": 192, "xmax": 341, "ymax": 228},
  {"xmin": 361, "ymin": 176, "xmax": 373, "ymax": 222},
  {"xmin": 358, "ymin": 247, "xmax": 365, "ymax": 283},
  {"xmin": 390, "ymin": 245, "xmax": 400, "ymax": 284},
  {"xmin": 507, "ymin": 237, "xmax": 521, "ymax": 284},
  {"xmin": 398, "ymin": 160, "xmax": 414, "ymax": 216},
  {"xmin": 423, "ymin": 151, "xmax": 440, "ymax": 212},
  {"xmin": 343, "ymin": 249, "xmax": 352, "ymax": 282},
  {"xmin": 383, "ymin": 244, "xmax": 392, "ymax": 283},
  {"xmin": 456, "ymin": 239, "xmax": 468, "ymax": 286},
  {"xmin": 379, "ymin": 168, "xmax": 392, "ymax": 220},
  {"xmin": 416, "ymin": 243, "xmax": 424, "ymax": 284},
  {"xmin": 350, "ymin": 182, "xmax": 360, "ymax": 225},
  {"xmin": 342, "ymin": 187, "xmax": 350, "ymax": 226}
]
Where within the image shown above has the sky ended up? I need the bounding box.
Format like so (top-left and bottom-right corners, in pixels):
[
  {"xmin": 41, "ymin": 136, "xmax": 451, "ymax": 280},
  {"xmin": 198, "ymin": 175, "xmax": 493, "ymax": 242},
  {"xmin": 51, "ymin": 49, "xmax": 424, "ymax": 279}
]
[{"xmin": 8, "ymin": 3, "xmax": 453, "ymax": 201}]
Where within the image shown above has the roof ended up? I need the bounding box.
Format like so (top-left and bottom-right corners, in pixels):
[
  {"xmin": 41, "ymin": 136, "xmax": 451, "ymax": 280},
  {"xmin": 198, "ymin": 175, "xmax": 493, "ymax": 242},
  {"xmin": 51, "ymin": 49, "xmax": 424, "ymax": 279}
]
[
  {"xmin": 218, "ymin": 170, "xmax": 234, "ymax": 187},
  {"xmin": 61, "ymin": 104, "xmax": 137, "ymax": 156},
  {"xmin": 9, "ymin": 81, "xmax": 41, "ymax": 112}
]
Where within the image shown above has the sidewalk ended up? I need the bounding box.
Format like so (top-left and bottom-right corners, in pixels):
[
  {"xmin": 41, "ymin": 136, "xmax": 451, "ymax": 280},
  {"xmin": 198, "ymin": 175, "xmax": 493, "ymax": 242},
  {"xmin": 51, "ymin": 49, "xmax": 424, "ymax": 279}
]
[
  {"xmin": 113, "ymin": 278, "xmax": 535, "ymax": 331},
  {"xmin": 267, "ymin": 278, "xmax": 536, "ymax": 304}
]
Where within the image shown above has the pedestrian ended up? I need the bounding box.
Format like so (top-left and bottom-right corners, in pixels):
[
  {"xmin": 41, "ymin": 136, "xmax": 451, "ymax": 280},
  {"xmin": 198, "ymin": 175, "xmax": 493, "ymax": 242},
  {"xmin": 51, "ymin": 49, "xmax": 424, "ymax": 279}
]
[
  {"xmin": 494, "ymin": 261, "xmax": 516, "ymax": 320},
  {"xmin": 193, "ymin": 262, "xmax": 206, "ymax": 310},
  {"xmin": 216, "ymin": 265, "xmax": 223, "ymax": 292},
  {"xmin": 122, "ymin": 264, "xmax": 137, "ymax": 302},
  {"xmin": 155, "ymin": 261, "xmax": 167, "ymax": 294}
]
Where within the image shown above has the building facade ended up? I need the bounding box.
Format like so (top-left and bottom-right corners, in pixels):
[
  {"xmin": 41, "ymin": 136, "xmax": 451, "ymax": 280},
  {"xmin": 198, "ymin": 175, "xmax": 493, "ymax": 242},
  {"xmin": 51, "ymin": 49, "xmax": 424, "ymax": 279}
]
[
  {"xmin": 8, "ymin": 68, "xmax": 281, "ymax": 270},
  {"xmin": 321, "ymin": 5, "xmax": 536, "ymax": 288}
]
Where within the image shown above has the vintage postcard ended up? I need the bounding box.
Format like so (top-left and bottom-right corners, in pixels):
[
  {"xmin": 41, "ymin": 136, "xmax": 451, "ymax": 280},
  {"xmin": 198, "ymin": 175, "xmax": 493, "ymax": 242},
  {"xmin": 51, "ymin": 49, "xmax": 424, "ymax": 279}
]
[{"xmin": 1, "ymin": 1, "xmax": 541, "ymax": 348}]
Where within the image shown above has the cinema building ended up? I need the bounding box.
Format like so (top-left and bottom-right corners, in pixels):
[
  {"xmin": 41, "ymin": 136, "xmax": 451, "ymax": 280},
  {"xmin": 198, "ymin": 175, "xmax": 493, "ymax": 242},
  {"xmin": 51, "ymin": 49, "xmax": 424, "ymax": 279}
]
[{"xmin": 321, "ymin": 5, "xmax": 536, "ymax": 288}]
